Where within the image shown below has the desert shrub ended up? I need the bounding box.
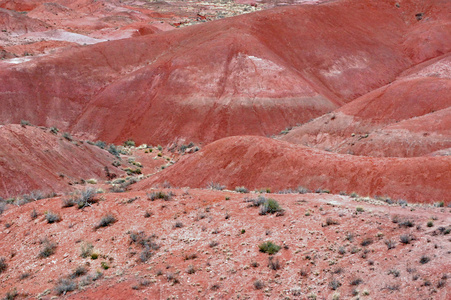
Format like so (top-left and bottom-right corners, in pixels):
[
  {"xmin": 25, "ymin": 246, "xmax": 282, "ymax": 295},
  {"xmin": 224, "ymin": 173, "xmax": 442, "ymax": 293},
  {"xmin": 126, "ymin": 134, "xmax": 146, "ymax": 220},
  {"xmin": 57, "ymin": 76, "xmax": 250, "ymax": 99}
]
[
  {"xmin": 108, "ymin": 144, "xmax": 120, "ymax": 157},
  {"xmin": 259, "ymin": 198, "xmax": 283, "ymax": 215},
  {"xmin": 174, "ymin": 221, "xmax": 183, "ymax": 228},
  {"xmin": 350, "ymin": 278, "xmax": 363, "ymax": 286},
  {"xmin": 325, "ymin": 217, "xmax": 339, "ymax": 226},
  {"xmin": 259, "ymin": 241, "xmax": 281, "ymax": 255},
  {"xmin": 400, "ymin": 234, "xmax": 414, "ymax": 244},
  {"xmin": 62, "ymin": 132, "xmax": 73, "ymax": 141},
  {"xmin": 124, "ymin": 167, "xmax": 141, "ymax": 175},
  {"xmin": 20, "ymin": 120, "xmax": 30, "ymax": 127},
  {"xmin": 147, "ymin": 191, "xmax": 174, "ymax": 201},
  {"xmin": 398, "ymin": 219, "xmax": 415, "ymax": 228},
  {"xmin": 338, "ymin": 246, "xmax": 346, "ymax": 255},
  {"xmin": 385, "ymin": 239, "xmax": 396, "ymax": 249},
  {"xmin": 254, "ymin": 280, "xmax": 264, "ymax": 290},
  {"xmin": 76, "ymin": 187, "xmax": 97, "ymax": 209},
  {"xmin": 350, "ymin": 192, "xmax": 359, "ymax": 198},
  {"xmin": 45, "ymin": 211, "xmax": 61, "ymax": 223},
  {"xmin": 268, "ymin": 257, "xmax": 281, "ymax": 270},
  {"xmin": 101, "ymin": 262, "xmax": 109, "ymax": 270},
  {"xmin": 184, "ymin": 253, "xmax": 197, "ymax": 261},
  {"xmin": 235, "ymin": 186, "xmax": 249, "ymax": 193},
  {"xmin": 383, "ymin": 284, "xmax": 399, "ymax": 291},
  {"xmin": 123, "ymin": 139, "xmax": 135, "ymax": 147},
  {"xmin": 80, "ymin": 242, "xmax": 94, "ymax": 258},
  {"xmin": 39, "ymin": 238, "xmax": 57, "ymax": 258},
  {"xmin": 356, "ymin": 207, "xmax": 364, "ymax": 213},
  {"xmin": 0, "ymin": 257, "xmax": 7, "ymax": 273},
  {"xmin": 94, "ymin": 140, "xmax": 106, "ymax": 149},
  {"xmin": 388, "ymin": 269, "xmax": 400, "ymax": 277},
  {"xmin": 3, "ymin": 288, "xmax": 18, "ymax": 300},
  {"xmin": 186, "ymin": 265, "xmax": 195, "ymax": 274},
  {"xmin": 427, "ymin": 221, "xmax": 434, "ymax": 227},
  {"xmin": 209, "ymin": 241, "xmax": 219, "ymax": 248},
  {"xmin": 419, "ymin": 255, "xmax": 430, "ymax": 264},
  {"xmin": 95, "ymin": 214, "xmax": 116, "ymax": 229},
  {"xmin": 360, "ymin": 238, "xmax": 373, "ymax": 247},
  {"xmin": 72, "ymin": 265, "xmax": 87, "ymax": 278},
  {"xmin": 129, "ymin": 231, "xmax": 160, "ymax": 262},
  {"xmin": 61, "ymin": 197, "xmax": 77, "ymax": 208},
  {"xmin": 54, "ymin": 278, "xmax": 77, "ymax": 295},
  {"xmin": 329, "ymin": 278, "xmax": 341, "ymax": 290},
  {"xmin": 207, "ymin": 182, "xmax": 225, "ymax": 190},
  {"xmin": 0, "ymin": 201, "xmax": 6, "ymax": 215},
  {"xmin": 30, "ymin": 208, "xmax": 38, "ymax": 220}
]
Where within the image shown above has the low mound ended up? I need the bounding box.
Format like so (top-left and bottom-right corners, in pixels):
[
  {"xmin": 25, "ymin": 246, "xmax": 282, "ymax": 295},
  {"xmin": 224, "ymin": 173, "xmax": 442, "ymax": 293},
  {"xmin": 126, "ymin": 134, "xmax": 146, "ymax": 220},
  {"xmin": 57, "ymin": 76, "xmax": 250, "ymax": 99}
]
[
  {"xmin": 0, "ymin": 124, "xmax": 123, "ymax": 198},
  {"xmin": 2, "ymin": 0, "xmax": 451, "ymax": 144},
  {"xmin": 0, "ymin": 8, "xmax": 49, "ymax": 34},
  {"xmin": 281, "ymin": 55, "xmax": 451, "ymax": 157},
  {"xmin": 136, "ymin": 136, "xmax": 451, "ymax": 204}
]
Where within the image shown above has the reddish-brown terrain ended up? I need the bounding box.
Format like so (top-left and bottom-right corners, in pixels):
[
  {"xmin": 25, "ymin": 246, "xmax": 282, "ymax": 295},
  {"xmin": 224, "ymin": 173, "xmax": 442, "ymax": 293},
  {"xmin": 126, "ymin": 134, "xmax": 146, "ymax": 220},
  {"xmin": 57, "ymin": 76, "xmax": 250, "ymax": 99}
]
[
  {"xmin": 0, "ymin": 0, "xmax": 450, "ymax": 299},
  {"xmin": 0, "ymin": 124, "xmax": 124, "ymax": 199},
  {"xmin": 1, "ymin": 0, "xmax": 450, "ymax": 144}
]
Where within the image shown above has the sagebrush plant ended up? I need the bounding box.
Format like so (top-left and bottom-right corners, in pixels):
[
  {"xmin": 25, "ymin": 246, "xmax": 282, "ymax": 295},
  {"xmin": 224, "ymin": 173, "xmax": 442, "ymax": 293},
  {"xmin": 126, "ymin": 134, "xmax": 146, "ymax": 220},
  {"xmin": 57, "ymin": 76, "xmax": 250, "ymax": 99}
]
[
  {"xmin": 39, "ymin": 238, "xmax": 57, "ymax": 258},
  {"xmin": 235, "ymin": 186, "xmax": 249, "ymax": 193},
  {"xmin": 72, "ymin": 265, "xmax": 87, "ymax": 278},
  {"xmin": 254, "ymin": 280, "xmax": 264, "ymax": 290},
  {"xmin": 207, "ymin": 182, "xmax": 225, "ymax": 190},
  {"xmin": 259, "ymin": 198, "xmax": 283, "ymax": 215},
  {"xmin": 94, "ymin": 214, "xmax": 116, "ymax": 230},
  {"xmin": 80, "ymin": 242, "xmax": 94, "ymax": 258},
  {"xmin": 0, "ymin": 257, "xmax": 7, "ymax": 273},
  {"xmin": 45, "ymin": 211, "xmax": 61, "ymax": 223},
  {"xmin": 147, "ymin": 191, "xmax": 174, "ymax": 201},
  {"xmin": 54, "ymin": 278, "xmax": 77, "ymax": 295},
  {"xmin": 259, "ymin": 241, "xmax": 281, "ymax": 254},
  {"xmin": 268, "ymin": 257, "xmax": 281, "ymax": 270}
]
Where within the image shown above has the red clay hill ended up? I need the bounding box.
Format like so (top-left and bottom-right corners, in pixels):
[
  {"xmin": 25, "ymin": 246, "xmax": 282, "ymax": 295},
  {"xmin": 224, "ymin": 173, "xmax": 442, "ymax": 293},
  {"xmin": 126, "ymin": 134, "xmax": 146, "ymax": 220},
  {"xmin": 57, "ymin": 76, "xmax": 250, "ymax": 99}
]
[
  {"xmin": 0, "ymin": 124, "xmax": 123, "ymax": 199},
  {"xmin": 1, "ymin": 0, "xmax": 450, "ymax": 145},
  {"xmin": 137, "ymin": 135, "xmax": 451, "ymax": 204},
  {"xmin": 281, "ymin": 53, "xmax": 451, "ymax": 157}
]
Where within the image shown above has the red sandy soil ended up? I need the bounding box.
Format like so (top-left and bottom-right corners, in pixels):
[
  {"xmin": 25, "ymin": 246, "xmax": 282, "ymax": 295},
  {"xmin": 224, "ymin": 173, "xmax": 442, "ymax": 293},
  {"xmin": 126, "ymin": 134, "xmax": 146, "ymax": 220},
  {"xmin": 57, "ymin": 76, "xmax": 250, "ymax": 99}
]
[
  {"xmin": 137, "ymin": 136, "xmax": 451, "ymax": 204},
  {"xmin": 1, "ymin": 0, "xmax": 450, "ymax": 145},
  {"xmin": 0, "ymin": 188, "xmax": 449, "ymax": 299},
  {"xmin": 0, "ymin": 124, "xmax": 124, "ymax": 199}
]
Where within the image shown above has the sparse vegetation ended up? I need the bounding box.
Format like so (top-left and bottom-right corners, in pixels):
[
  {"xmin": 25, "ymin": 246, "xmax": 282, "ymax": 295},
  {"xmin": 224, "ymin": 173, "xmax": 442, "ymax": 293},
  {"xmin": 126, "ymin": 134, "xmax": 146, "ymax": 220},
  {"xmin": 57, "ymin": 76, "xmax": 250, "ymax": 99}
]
[
  {"xmin": 268, "ymin": 257, "xmax": 281, "ymax": 270},
  {"xmin": 123, "ymin": 139, "xmax": 135, "ymax": 147},
  {"xmin": 385, "ymin": 239, "xmax": 396, "ymax": 249},
  {"xmin": 30, "ymin": 208, "xmax": 38, "ymax": 220},
  {"xmin": 235, "ymin": 186, "xmax": 249, "ymax": 193},
  {"xmin": 39, "ymin": 238, "xmax": 57, "ymax": 258},
  {"xmin": 419, "ymin": 255, "xmax": 430, "ymax": 264},
  {"xmin": 147, "ymin": 191, "xmax": 174, "ymax": 201},
  {"xmin": 207, "ymin": 182, "xmax": 225, "ymax": 190},
  {"xmin": 325, "ymin": 217, "xmax": 339, "ymax": 226},
  {"xmin": 62, "ymin": 132, "xmax": 73, "ymax": 141},
  {"xmin": 329, "ymin": 278, "xmax": 341, "ymax": 290},
  {"xmin": 54, "ymin": 278, "xmax": 77, "ymax": 295},
  {"xmin": 45, "ymin": 211, "xmax": 61, "ymax": 223},
  {"xmin": 254, "ymin": 280, "xmax": 264, "ymax": 289},
  {"xmin": 0, "ymin": 257, "xmax": 7, "ymax": 273},
  {"xmin": 94, "ymin": 213, "xmax": 116, "ymax": 229},
  {"xmin": 80, "ymin": 242, "xmax": 94, "ymax": 258},
  {"xmin": 400, "ymin": 234, "xmax": 414, "ymax": 244},
  {"xmin": 259, "ymin": 241, "xmax": 281, "ymax": 255},
  {"xmin": 258, "ymin": 198, "xmax": 284, "ymax": 215},
  {"xmin": 72, "ymin": 265, "xmax": 88, "ymax": 278}
]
